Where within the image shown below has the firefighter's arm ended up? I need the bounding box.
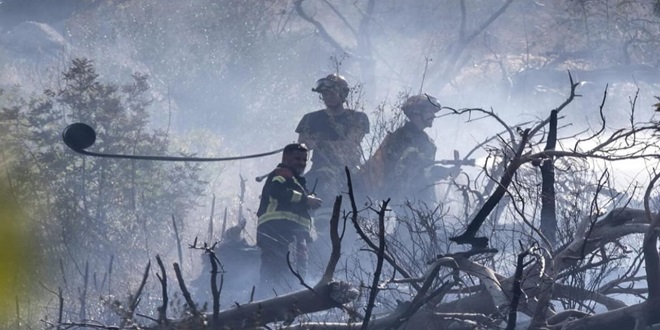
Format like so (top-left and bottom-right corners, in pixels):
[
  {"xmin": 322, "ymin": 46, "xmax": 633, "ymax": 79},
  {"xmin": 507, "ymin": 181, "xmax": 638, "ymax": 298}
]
[
  {"xmin": 269, "ymin": 170, "xmax": 322, "ymax": 208},
  {"xmin": 396, "ymin": 147, "xmax": 460, "ymax": 181},
  {"xmin": 269, "ymin": 175, "xmax": 305, "ymax": 203},
  {"xmin": 424, "ymin": 165, "xmax": 460, "ymax": 181},
  {"xmin": 305, "ymin": 194, "xmax": 322, "ymax": 209}
]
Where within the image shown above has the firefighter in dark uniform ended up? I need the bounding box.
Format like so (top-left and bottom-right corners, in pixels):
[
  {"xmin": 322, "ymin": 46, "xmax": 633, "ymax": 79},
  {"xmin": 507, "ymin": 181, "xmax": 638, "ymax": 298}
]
[
  {"xmin": 256, "ymin": 143, "xmax": 322, "ymax": 294},
  {"xmin": 364, "ymin": 94, "xmax": 457, "ymax": 207},
  {"xmin": 295, "ymin": 74, "xmax": 369, "ymax": 269},
  {"xmin": 295, "ymin": 74, "xmax": 369, "ymax": 233}
]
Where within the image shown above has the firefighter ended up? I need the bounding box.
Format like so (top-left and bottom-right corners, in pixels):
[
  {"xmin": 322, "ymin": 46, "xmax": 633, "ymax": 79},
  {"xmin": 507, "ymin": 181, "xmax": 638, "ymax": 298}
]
[
  {"xmin": 256, "ymin": 143, "xmax": 322, "ymax": 295},
  {"xmin": 363, "ymin": 94, "xmax": 457, "ymax": 207},
  {"xmin": 295, "ymin": 74, "xmax": 369, "ymax": 218},
  {"xmin": 295, "ymin": 74, "xmax": 370, "ymax": 269}
]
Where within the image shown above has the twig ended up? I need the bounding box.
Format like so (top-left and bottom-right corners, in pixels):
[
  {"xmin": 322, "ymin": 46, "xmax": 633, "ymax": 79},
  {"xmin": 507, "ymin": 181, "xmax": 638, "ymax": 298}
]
[
  {"xmin": 345, "ymin": 167, "xmax": 421, "ymax": 291},
  {"xmin": 107, "ymin": 255, "xmax": 113, "ymax": 295},
  {"xmin": 132, "ymin": 261, "xmax": 150, "ymax": 312},
  {"xmin": 208, "ymin": 246, "xmax": 223, "ymax": 323},
  {"xmin": 59, "ymin": 258, "xmax": 68, "ymax": 289},
  {"xmin": 173, "ymin": 262, "xmax": 197, "ymax": 315},
  {"xmin": 187, "ymin": 240, "xmax": 227, "ymax": 321},
  {"xmin": 393, "ymin": 257, "xmax": 462, "ymax": 328},
  {"xmin": 293, "ymin": 0, "xmax": 347, "ymax": 55},
  {"xmin": 425, "ymin": 277, "xmax": 459, "ymax": 306},
  {"xmin": 643, "ymin": 171, "xmax": 660, "ymax": 301},
  {"xmin": 57, "ymin": 287, "xmax": 63, "ymax": 330},
  {"xmin": 507, "ymin": 244, "xmax": 532, "ymax": 330},
  {"xmin": 528, "ymin": 71, "xmax": 580, "ymax": 137},
  {"xmin": 419, "ymin": 57, "xmax": 432, "ymax": 94},
  {"xmin": 121, "ymin": 261, "xmax": 151, "ymax": 327},
  {"xmin": 221, "ymin": 207, "xmax": 228, "ymax": 239},
  {"xmin": 573, "ymin": 85, "xmax": 608, "ymax": 152},
  {"xmin": 361, "ymin": 198, "xmax": 389, "ymax": 330},
  {"xmin": 172, "ymin": 215, "xmax": 183, "ymax": 267},
  {"xmin": 432, "ymin": 0, "xmax": 514, "ymax": 90},
  {"xmin": 444, "ymin": 106, "xmax": 517, "ymax": 144},
  {"xmin": 238, "ymin": 175, "xmax": 247, "ymax": 231},
  {"xmin": 321, "ymin": 195, "xmax": 343, "ymax": 283},
  {"xmin": 287, "ymin": 252, "xmax": 316, "ymax": 293},
  {"xmin": 321, "ymin": 0, "xmax": 357, "ymax": 37},
  {"xmin": 155, "ymin": 255, "xmax": 168, "ymax": 322},
  {"xmin": 207, "ymin": 194, "xmax": 216, "ymax": 243},
  {"xmin": 78, "ymin": 261, "xmax": 89, "ymax": 321},
  {"xmin": 136, "ymin": 313, "xmax": 158, "ymax": 322},
  {"xmin": 450, "ymin": 129, "xmax": 531, "ymax": 248},
  {"xmin": 51, "ymin": 321, "xmax": 118, "ymax": 329}
]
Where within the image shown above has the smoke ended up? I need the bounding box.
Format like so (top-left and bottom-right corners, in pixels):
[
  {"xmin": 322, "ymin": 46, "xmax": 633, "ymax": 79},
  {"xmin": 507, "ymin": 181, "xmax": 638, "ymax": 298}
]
[{"xmin": 2, "ymin": 0, "xmax": 660, "ymax": 325}]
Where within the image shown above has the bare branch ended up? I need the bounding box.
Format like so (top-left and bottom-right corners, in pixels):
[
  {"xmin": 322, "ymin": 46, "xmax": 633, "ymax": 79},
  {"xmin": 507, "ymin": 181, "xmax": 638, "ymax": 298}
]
[
  {"xmin": 121, "ymin": 260, "xmax": 150, "ymax": 327},
  {"xmin": 450, "ymin": 129, "xmax": 530, "ymax": 248},
  {"xmin": 294, "ymin": 0, "xmax": 347, "ymax": 54},
  {"xmin": 321, "ymin": 195, "xmax": 343, "ymax": 283},
  {"xmin": 345, "ymin": 167, "xmax": 421, "ymax": 291},
  {"xmin": 173, "ymin": 262, "xmax": 197, "ymax": 315},
  {"xmin": 155, "ymin": 255, "xmax": 168, "ymax": 323},
  {"xmin": 643, "ymin": 171, "xmax": 660, "ymax": 303},
  {"xmin": 539, "ymin": 110, "xmax": 558, "ymax": 248},
  {"xmin": 361, "ymin": 198, "xmax": 389, "ymax": 330}
]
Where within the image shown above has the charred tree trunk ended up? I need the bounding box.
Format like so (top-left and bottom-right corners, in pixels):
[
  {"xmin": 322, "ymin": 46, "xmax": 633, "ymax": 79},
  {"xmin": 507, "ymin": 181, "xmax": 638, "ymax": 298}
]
[{"xmin": 540, "ymin": 109, "xmax": 558, "ymax": 248}]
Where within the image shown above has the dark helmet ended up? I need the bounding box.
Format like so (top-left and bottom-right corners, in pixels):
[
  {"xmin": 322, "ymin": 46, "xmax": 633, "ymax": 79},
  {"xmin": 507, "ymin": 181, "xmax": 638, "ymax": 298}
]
[
  {"xmin": 401, "ymin": 93, "xmax": 442, "ymax": 118},
  {"xmin": 312, "ymin": 74, "xmax": 350, "ymax": 100}
]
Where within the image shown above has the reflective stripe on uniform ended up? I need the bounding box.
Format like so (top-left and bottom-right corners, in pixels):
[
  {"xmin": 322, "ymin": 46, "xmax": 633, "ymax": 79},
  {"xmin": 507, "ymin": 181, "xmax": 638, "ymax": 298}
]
[
  {"xmin": 258, "ymin": 172, "xmax": 312, "ymax": 229},
  {"xmin": 258, "ymin": 210, "xmax": 312, "ymax": 229},
  {"xmin": 291, "ymin": 190, "xmax": 303, "ymax": 202},
  {"xmin": 399, "ymin": 147, "xmax": 421, "ymax": 163}
]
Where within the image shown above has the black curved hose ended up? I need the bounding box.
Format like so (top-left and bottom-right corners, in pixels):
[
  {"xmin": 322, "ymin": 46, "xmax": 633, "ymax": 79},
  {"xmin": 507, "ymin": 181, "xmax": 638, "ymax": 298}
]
[{"xmin": 62, "ymin": 122, "xmax": 283, "ymax": 162}]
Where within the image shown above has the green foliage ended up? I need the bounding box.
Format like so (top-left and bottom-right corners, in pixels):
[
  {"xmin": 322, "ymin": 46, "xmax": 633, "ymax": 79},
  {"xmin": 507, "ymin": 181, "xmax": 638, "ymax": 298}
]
[{"xmin": 0, "ymin": 57, "xmax": 206, "ymax": 271}]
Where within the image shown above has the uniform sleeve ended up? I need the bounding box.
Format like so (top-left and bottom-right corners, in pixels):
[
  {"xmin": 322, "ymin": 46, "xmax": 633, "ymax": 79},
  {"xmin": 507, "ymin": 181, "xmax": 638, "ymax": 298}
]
[
  {"xmin": 295, "ymin": 113, "xmax": 310, "ymax": 134},
  {"xmin": 383, "ymin": 130, "xmax": 421, "ymax": 179},
  {"xmin": 269, "ymin": 169, "xmax": 306, "ymax": 204}
]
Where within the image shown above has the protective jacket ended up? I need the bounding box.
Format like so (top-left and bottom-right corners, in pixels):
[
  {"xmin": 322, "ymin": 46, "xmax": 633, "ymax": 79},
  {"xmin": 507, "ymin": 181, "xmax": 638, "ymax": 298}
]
[
  {"xmin": 257, "ymin": 164, "xmax": 313, "ymax": 230},
  {"xmin": 295, "ymin": 109, "xmax": 369, "ymax": 172},
  {"xmin": 295, "ymin": 109, "xmax": 369, "ymax": 204},
  {"xmin": 361, "ymin": 121, "xmax": 437, "ymax": 204}
]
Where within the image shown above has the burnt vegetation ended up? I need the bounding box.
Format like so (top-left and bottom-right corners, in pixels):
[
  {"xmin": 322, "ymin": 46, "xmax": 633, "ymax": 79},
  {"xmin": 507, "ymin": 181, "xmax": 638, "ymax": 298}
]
[{"xmin": 3, "ymin": 0, "xmax": 660, "ymax": 329}]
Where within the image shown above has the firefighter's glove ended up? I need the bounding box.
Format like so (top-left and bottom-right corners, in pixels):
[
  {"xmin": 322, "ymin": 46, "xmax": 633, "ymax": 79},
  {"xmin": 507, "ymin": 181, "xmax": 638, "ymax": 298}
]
[
  {"xmin": 426, "ymin": 165, "xmax": 460, "ymax": 181},
  {"xmin": 305, "ymin": 194, "xmax": 323, "ymax": 209}
]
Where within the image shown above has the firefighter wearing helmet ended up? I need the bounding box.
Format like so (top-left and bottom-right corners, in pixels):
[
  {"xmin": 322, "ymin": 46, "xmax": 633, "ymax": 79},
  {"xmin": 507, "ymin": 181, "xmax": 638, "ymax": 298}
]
[
  {"xmin": 311, "ymin": 73, "xmax": 351, "ymax": 101},
  {"xmin": 361, "ymin": 94, "xmax": 458, "ymax": 207},
  {"xmin": 295, "ymin": 74, "xmax": 370, "ymax": 259}
]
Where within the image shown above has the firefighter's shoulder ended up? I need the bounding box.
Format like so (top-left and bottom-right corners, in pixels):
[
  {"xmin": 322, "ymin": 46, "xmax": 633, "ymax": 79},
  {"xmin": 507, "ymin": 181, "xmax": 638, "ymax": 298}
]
[{"xmin": 274, "ymin": 167, "xmax": 294, "ymax": 178}]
